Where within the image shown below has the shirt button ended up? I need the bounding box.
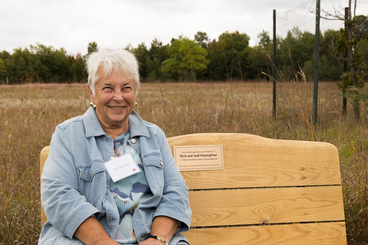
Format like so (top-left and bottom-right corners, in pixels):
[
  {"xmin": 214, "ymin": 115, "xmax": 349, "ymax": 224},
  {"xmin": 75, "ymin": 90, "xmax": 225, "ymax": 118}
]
[
  {"xmin": 160, "ymin": 161, "xmax": 163, "ymax": 166},
  {"xmin": 131, "ymin": 138, "xmax": 136, "ymax": 144}
]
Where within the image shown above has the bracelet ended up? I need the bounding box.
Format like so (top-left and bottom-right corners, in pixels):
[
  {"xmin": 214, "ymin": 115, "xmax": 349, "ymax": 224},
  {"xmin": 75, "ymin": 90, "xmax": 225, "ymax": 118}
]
[{"xmin": 145, "ymin": 234, "xmax": 169, "ymax": 245}]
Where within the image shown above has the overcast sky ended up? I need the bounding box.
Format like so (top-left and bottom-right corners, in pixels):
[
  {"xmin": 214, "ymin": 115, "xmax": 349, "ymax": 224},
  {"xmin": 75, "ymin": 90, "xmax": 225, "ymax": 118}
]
[{"xmin": 1, "ymin": 0, "xmax": 368, "ymax": 56}]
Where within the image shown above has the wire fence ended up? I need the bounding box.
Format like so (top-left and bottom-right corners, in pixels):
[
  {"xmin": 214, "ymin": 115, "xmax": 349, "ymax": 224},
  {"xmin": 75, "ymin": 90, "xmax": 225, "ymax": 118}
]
[{"xmin": 276, "ymin": 0, "xmax": 368, "ymax": 37}]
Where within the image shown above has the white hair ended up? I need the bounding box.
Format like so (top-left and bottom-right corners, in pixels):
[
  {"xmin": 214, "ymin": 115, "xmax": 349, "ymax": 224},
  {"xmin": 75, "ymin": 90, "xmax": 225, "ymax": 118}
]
[{"xmin": 86, "ymin": 49, "xmax": 140, "ymax": 96}]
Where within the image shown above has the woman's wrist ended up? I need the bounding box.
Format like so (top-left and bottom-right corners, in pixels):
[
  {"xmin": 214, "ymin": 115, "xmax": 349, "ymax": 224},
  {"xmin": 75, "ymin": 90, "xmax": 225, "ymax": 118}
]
[
  {"xmin": 145, "ymin": 234, "xmax": 168, "ymax": 245},
  {"xmin": 149, "ymin": 216, "xmax": 178, "ymax": 243},
  {"xmin": 74, "ymin": 216, "xmax": 119, "ymax": 245}
]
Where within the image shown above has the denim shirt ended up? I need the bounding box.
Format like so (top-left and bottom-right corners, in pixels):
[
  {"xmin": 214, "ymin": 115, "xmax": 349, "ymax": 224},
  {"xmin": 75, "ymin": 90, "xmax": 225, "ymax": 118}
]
[{"xmin": 39, "ymin": 108, "xmax": 191, "ymax": 245}]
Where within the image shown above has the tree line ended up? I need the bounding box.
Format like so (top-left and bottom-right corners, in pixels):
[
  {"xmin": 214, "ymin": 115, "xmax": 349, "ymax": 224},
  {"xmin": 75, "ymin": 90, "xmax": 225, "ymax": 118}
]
[{"xmin": 0, "ymin": 16, "xmax": 368, "ymax": 85}]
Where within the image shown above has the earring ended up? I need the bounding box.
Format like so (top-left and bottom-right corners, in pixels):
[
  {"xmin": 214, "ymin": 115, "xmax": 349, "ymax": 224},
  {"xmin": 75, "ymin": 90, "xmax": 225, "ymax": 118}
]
[
  {"xmin": 90, "ymin": 102, "xmax": 96, "ymax": 108},
  {"xmin": 134, "ymin": 101, "xmax": 138, "ymax": 107}
]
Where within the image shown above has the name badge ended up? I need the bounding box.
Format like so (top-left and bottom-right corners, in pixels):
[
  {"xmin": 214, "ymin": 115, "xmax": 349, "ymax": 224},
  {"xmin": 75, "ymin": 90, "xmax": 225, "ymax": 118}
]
[{"xmin": 104, "ymin": 154, "xmax": 141, "ymax": 182}]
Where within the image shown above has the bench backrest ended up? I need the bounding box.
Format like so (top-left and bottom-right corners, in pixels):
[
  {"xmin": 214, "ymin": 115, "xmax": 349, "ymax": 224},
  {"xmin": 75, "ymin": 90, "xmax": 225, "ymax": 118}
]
[{"xmin": 40, "ymin": 133, "xmax": 347, "ymax": 244}]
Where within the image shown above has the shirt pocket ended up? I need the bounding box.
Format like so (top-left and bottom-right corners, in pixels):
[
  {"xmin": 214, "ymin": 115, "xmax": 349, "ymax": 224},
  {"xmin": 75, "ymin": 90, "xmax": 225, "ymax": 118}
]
[
  {"xmin": 78, "ymin": 162, "xmax": 106, "ymax": 206},
  {"xmin": 143, "ymin": 153, "xmax": 164, "ymax": 190}
]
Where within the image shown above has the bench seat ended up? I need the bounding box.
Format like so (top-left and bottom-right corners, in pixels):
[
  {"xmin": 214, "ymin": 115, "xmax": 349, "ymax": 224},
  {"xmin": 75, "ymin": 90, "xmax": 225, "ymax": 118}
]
[{"xmin": 40, "ymin": 133, "xmax": 347, "ymax": 245}]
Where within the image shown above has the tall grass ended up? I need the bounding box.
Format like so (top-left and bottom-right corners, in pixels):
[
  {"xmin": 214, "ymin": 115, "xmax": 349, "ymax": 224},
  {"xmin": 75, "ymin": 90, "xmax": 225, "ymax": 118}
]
[{"xmin": 0, "ymin": 81, "xmax": 367, "ymax": 244}]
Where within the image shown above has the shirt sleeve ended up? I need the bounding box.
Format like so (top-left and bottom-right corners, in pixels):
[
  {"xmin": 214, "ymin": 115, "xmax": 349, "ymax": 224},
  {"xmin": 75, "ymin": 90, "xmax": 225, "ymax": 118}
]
[
  {"xmin": 41, "ymin": 126, "xmax": 100, "ymax": 239},
  {"xmin": 152, "ymin": 129, "xmax": 192, "ymax": 232}
]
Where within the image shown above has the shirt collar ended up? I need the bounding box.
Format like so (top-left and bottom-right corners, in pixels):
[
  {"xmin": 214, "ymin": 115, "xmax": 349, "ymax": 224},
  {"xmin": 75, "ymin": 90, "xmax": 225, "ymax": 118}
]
[
  {"xmin": 83, "ymin": 107, "xmax": 150, "ymax": 138},
  {"xmin": 128, "ymin": 110, "xmax": 150, "ymax": 138}
]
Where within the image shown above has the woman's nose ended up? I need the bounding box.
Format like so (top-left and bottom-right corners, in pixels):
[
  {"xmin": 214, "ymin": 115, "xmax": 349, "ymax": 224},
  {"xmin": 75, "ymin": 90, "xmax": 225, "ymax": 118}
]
[{"xmin": 113, "ymin": 89, "xmax": 124, "ymax": 101}]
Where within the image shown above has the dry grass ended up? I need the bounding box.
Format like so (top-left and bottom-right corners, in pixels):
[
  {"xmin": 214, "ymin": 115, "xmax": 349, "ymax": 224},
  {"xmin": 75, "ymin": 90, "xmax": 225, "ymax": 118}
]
[{"xmin": 0, "ymin": 81, "xmax": 367, "ymax": 244}]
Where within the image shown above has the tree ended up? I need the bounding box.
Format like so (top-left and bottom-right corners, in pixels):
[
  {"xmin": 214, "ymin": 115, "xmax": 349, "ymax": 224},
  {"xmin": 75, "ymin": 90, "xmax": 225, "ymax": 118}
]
[
  {"xmin": 0, "ymin": 51, "xmax": 15, "ymax": 84},
  {"xmin": 249, "ymin": 46, "xmax": 271, "ymax": 80},
  {"xmin": 147, "ymin": 39, "xmax": 169, "ymax": 81},
  {"xmin": 51, "ymin": 48, "xmax": 70, "ymax": 82},
  {"xmin": 162, "ymin": 36, "xmax": 209, "ymax": 81},
  {"xmin": 319, "ymin": 29, "xmax": 343, "ymax": 81},
  {"xmin": 360, "ymin": 38, "xmax": 368, "ymax": 74},
  {"xmin": 70, "ymin": 53, "xmax": 87, "ymax": 82},
  {"xmin": 220, "ymin": 31, "xmax": 250, "ymax": 81},
  {"xmin": 0, "ymin": 58, "xmax": 8, "ymax": 84},
  {"xmin": 251, "ymin": 30, "xmax": 273, "ymax": 80},
  {"xmin": 87, "ymin": 42, "xmax": 98, "ymax": 55},
  {"xmin": 277, "ymin": 27, "xmax": 315, "ymax": 79},
  {"xmin": 30, "ymin": 43, "xmax": 54, "ymax": 82},
  {"xmin": 355, "ymin": 15, "xmax": 368, "ymax": 40},
  {"xmin": 206, "ymin": 38, "xmax": 228, "ymax": 80},
  {"xmin": 322, "ymin": 0, "xmax": 367, "ymax": 121},
  {"xmin": 194, "ymin": 31, "xmax": 209, "ymax": 48},
  {"xmin": 336, "ymin": 17, "xmax": 367, "ymax": 120},
  {"xmin": 134, "ymin": 42, "xmax": 150, "ymax": 81},
  {"xmin": 258, "ymin": 30, "xmax": 271, "ymax": 50},
  {"xmin": 207, "ymin": 31, "xmax": 251, "ymax": 81}
]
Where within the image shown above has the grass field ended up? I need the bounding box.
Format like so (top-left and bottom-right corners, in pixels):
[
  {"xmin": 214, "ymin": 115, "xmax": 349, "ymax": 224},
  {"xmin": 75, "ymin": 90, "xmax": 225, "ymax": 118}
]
[{"xmin": 0, "ymin": 81, "xmax": 367, "ymax": 244}]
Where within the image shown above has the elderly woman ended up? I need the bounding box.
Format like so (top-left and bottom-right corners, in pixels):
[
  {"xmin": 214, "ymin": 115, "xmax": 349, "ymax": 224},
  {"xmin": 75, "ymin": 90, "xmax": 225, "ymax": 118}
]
[{"xmin": 39, "ymin": 49, "xmax": 191, "ymax": 245}]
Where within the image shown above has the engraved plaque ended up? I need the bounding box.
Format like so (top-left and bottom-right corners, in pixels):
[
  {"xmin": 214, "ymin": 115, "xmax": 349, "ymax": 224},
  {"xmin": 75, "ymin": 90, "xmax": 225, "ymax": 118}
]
[{"xmin": 173, "ymin": 145, "xmax": 224, "ymax": 171}]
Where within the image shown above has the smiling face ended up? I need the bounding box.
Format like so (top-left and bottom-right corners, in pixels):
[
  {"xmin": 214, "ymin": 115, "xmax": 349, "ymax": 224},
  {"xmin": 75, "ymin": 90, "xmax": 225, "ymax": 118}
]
[{"xmin": 89, "ymin": 68, "xmax": 135, "ymax": 134}]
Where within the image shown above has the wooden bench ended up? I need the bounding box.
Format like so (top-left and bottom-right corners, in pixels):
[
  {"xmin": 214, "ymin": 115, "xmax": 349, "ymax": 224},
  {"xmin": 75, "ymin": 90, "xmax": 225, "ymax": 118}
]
[{"xmin": 40, "ymin": 133, "xmax": 347, "ymax": 244}]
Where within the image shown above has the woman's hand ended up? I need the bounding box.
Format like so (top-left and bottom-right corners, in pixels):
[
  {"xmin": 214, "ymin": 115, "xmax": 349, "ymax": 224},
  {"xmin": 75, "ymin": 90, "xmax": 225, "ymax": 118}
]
[
  {"xmin": 139, "ymin": 216, "xmax": 179, "ymax": 245},
  {"xmin": 139, "ymin": 238, "xmax": 165, "ymax": 245},
  {"xmin": 95, "ymin": 240, "xmax": 120, "ymax": 245}
]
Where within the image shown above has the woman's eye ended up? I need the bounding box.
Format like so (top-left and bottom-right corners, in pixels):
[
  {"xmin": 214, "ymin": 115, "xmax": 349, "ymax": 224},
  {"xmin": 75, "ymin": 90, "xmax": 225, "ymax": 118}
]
[
  {"xmin": 103, "ymin": 87, "xmax": 113, "ymax": 91},
  {"xmin": 123, "ymin": 87, "xmax": 132, "ymax": 92}
]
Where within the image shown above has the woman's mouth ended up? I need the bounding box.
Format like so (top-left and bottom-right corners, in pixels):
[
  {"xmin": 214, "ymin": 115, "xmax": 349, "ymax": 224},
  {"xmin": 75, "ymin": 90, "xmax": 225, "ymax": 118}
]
[{"xmin": 109, "ymin": 106, "xmax": 125, "ymax": 110}]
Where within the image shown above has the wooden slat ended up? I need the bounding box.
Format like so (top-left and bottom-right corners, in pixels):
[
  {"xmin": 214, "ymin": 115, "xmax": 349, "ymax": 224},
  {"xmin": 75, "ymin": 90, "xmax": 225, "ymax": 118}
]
[
  {"xmin": 40, "ymin": 146, "xmax": 49, "ymax": 176},
  {"xmin": 168, "ymin": 133, "xmax": 341, "ymax": 189},
  {"xmin": 184, "ymin": 222, "xmax": 347, "ymax": 245},
  {"xmin": 189, "ymin": 186, "xmax": 345, "ymax": 227},
  {"xmin": 40, "ymin": 146, "xmax": 49, "ymax": 228}
]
